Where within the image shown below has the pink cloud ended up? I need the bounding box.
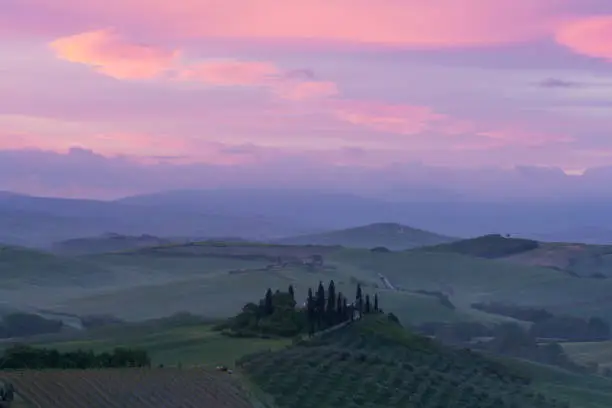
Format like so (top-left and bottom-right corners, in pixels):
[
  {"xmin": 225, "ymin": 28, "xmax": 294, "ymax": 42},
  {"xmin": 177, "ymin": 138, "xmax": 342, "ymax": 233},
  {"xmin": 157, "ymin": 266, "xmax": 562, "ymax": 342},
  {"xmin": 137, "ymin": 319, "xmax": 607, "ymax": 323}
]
[
  {"xmin": 49, "ymin": 28, "xmax": 180, "ymax": 79},
  {"xmin": 10, "ymin": 1, "xmax": 568, "ymax": 48},
  {"xmin": 272, "ymin": 80, "xmax": 339, "ymax": 101},
  {"xmin": 555, "ymin": 16, "xmax": 612, "ymax": 62},
  {"xmin": 332, "ymin": 101, "xmax": 446, "ymax": 135},
  {"xmin": 0, "ymin": 130, "xmax": 193, "ymax": 158},
  {"xmin": 176, "ymin": 59, "xmax": 339, "ymax": 101},
  {"xmin": 177, "ymin": 60, "xmax": 280, "ymax": 86},
  {"xmin": 329, "ymin": 99, "xmax": 573, "ymax": 148}
]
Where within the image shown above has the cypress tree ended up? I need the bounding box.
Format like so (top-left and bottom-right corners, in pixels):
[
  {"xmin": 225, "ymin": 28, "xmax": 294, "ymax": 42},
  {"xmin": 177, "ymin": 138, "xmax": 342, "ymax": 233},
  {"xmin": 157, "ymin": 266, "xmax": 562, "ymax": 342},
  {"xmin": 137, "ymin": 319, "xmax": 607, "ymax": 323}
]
[
  {"xmin": 264, "ymin": 288, "xmax": 274, "ymax": 316},
  {"xmin": 365, "ymin": 294, "xmax": 371, "ymax": 314},
  {"xmin": 356, "ymin": 284, "xmax": 363, "ymax": 318},
  {"xmin": 306, "ymin": 288, "xmax": 315, "ymax": 336},
  {"xmin": 374, "ymin": 293, "xmax": 379, "ymax": 313},
  {"xmin": 336, "ymin": 293, "xmax": 343, "ymax": 324},
  {"xmin": 316, "ymin": 281, "xmax": 326, "ymax": 328},
  {"xmin": 327, "ymin": 280, "xmax": 336, "ymax": 325},
  {"xmin": 288, "ymin": 284, "xmax": 295, "ymax": 302},
  {"xmin": 343, "ymin": 298, "xmax": 349, "ymax": 322}
]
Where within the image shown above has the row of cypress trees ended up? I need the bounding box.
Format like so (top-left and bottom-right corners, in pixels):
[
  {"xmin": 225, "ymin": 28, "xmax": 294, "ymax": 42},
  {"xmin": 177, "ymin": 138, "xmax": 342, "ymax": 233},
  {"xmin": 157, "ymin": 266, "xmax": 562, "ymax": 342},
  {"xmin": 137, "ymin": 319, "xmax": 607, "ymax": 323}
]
[{"xmin": 300, "ymin": 281, "xmax": 380, "ymax": 336}]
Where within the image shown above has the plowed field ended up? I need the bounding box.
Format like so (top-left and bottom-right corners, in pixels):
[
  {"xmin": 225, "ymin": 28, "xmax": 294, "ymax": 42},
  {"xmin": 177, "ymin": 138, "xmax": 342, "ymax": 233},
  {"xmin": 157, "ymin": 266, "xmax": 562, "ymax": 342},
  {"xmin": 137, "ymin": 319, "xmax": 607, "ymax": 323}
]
[{"xmin": 1, "ymin": 368, "xmax": 253, "ymax": 408}]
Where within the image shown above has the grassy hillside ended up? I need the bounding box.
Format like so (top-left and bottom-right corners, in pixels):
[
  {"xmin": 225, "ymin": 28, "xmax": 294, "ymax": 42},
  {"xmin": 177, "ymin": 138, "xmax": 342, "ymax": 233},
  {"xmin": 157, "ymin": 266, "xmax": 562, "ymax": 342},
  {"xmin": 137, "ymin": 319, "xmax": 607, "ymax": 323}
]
[
  {"xmin": 7, "ymin": 239, "xmax": 612, "ymax": 333},
  {"xmin": 240, "ymin": 316, "xmax": 604, "ymax": 407},
  {"xmin": 328, "ymin": 249, "xmax": 612, "ymax": 323},
  {"xmin": 7, "ymin": 240, "xmax": 608, "ymax": 327},
  {"xmin": 505, "ymin": 242, "xmax": 612, "ymax": 278},
  {"xmin": 275, "ymin": 222, "xmax": 457, "ymax": 250},
  {"xmin": 420, "ymin": 234, "xmax": 612, "ymax": 278},
  {"xmin": 50, "ymin": 233, "xmax": 177, "ymax": 255},
  {"xmin": 7, "ymin": 315, "xmax": 290, "ymax": 368},
  {"xmin": 0, "ymin": 246, "xmax": 113, "ymax": 288}
]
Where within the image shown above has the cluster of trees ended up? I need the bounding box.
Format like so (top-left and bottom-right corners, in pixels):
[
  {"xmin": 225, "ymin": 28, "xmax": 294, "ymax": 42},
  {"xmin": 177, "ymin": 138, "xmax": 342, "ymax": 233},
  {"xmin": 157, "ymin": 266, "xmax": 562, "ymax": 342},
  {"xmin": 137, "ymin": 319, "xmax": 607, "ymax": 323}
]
[
  {"xmin": 472, "ymin": 302, "xmax": 610, "ymax": 341},
  {"xmin": 219, "ymin": 281, "xmax": 382, "ymax": 338},
  {"xmin": 415, "ymin": 321, "xmax": 584, "ymax": 372},
  {"xmin": 304, "ymin": 281, "xmax": 381, "ymax": 336},
  {"xmin": 0, "ymin": 344, "xmax": 150, "ymax": 369},
  {"xmin": 0, "ymin": 313, "xmax": 64, "ymax": 338}
]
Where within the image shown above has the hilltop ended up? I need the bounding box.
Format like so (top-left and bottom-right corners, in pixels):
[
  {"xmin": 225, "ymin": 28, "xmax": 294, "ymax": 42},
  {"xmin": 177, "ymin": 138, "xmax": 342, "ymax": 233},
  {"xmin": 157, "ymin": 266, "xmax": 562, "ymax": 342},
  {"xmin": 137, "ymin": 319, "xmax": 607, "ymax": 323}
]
[
  {"xmin": 51, "ymin": 233, "xmax": 178, "ymax": 255},
  {"xmin": 239, "ymin": 316, "xmax": 587, "ymax": 408},
  {"xmin": 275, "ymin": 222, "xmax": 457, "ymax": 250},
  {"xmin": 419, "ymin": 234, "xmax": 612, "ymax": 278}
]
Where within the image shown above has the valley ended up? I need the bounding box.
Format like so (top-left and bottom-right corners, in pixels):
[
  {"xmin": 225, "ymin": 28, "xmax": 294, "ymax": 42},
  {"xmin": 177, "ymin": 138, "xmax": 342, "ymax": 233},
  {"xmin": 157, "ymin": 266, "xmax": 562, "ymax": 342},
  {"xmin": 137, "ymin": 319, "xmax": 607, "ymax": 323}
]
[{"xmin": 2, "ymin": 221, "xmax": 612, "ymax": 407}]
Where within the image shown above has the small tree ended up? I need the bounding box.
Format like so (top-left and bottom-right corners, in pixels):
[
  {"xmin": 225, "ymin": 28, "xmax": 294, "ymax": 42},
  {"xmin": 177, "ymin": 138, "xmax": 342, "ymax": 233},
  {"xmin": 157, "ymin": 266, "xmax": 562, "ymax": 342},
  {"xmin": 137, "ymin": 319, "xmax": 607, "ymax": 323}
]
[
  {"xmin": 326, "ymin": 280, "xmax": 336, "ymax": 325},
  {"xmin": 316, "ymin": 281, "xmax": 326, "ymax": 328},
  {"xmin": 355, "ymin": 284, "xmax": 363, "ymax": 318},
  {"xmin": 336, "ymin": 293, "xmax": 344, "ymax": 324},
  {"xmin": 307, "ymin": 288, "xmax": 316, "ymax": 336},
  {"xmin": 264, "ymin": 288, "xmax": 274, "ymax": 316},
  {"xmin": 374, "ymin": 294, "xmax": 379, "ymax": 313},
  {"xmin": 288, "ymin": 285, "xmax": 295, "ymax": 303},
  {"xmin": 365, "ymin": 294, "xmax": 371, "ymax": 314}
]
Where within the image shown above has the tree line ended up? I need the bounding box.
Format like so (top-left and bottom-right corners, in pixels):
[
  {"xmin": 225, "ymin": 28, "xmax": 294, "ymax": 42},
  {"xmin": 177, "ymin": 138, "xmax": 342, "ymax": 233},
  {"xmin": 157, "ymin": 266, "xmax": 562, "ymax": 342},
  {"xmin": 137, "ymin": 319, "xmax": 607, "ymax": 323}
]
[
  {"xmin": 0, "ymin": 344, "xmax": 150, "ymax": 369},
  {"xmin": 217, "ymin": 281, "xmax": 382, "ymax": 338}
]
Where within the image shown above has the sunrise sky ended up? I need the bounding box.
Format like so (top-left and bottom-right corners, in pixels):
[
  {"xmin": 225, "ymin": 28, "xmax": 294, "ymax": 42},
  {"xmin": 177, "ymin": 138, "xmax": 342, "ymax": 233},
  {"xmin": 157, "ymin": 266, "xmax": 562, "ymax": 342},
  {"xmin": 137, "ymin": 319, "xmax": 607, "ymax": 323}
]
[{"xmin": 2, "ymin": 0, "xmax": 612, "ymax": 198}]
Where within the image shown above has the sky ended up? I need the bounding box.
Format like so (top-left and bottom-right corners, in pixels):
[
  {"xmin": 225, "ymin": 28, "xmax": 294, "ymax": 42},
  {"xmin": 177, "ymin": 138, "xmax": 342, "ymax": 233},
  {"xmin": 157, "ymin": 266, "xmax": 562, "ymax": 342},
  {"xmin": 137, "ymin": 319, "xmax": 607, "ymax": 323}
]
[{"xmin": 2, "ymin": 0, "xmax": 612, "ymax": 199}]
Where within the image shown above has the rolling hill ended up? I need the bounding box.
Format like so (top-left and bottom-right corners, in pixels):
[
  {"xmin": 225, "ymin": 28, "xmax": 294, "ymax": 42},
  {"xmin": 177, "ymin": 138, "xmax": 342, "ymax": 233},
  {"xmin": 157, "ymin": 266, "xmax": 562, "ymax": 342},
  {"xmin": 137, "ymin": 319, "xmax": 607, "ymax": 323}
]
[
  {"xmin": 0, "ymin": 246, "xmax": 113, "ymax": 288},
  {"xmin": 9, "ymin": 314, "xmax": 612, "ymax": 408},
  {"xmin": 274, "ymin": 222, "xmax": 457, "ymax": 250},
  {"xmin": 51, "ymin": 233, "xmax": 178, "ymax": 255},
  {"xmin": 240, "ymin": 316, "xmax": 609, "ymax": 408},
  {"xmin": 6, "ymin": 239, "xmax": 606, "ymax": 332},
  {"xmin": 419, "ymin": 234, "xmax": 612, "ymax": 278}
]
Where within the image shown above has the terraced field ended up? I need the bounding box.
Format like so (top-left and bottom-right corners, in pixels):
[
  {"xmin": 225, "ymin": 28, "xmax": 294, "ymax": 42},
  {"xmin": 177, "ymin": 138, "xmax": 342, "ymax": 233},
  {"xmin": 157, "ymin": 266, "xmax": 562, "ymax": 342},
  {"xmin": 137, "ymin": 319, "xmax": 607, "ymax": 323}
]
[{"xmin": 1, "ymin": 368, "xmax": 253, "ymax": 408}]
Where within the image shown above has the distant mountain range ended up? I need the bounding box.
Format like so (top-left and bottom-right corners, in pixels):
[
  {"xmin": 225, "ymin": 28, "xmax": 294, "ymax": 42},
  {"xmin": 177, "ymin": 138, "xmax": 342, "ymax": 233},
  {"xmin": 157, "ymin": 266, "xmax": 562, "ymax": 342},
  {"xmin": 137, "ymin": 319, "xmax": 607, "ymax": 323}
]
[
  {"xmin": 274, "ymin": 223, "xmax": 457, "ymax": 250},
  {"xmin": 3, "ymin": 188, "xmax": 612, "ymax": 248}
]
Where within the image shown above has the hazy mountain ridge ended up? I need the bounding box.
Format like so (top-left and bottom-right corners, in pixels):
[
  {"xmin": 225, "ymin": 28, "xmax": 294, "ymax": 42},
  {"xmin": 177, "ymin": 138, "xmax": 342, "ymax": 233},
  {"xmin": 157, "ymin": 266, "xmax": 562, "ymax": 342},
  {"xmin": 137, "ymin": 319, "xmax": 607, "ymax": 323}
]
[
  {"xmin": 274, "ymin": 222, "xmax": 457, "ymax": 249},
  {"xmin": 3, "ymin": 189, "xmax": 612, "ymax": 248}
]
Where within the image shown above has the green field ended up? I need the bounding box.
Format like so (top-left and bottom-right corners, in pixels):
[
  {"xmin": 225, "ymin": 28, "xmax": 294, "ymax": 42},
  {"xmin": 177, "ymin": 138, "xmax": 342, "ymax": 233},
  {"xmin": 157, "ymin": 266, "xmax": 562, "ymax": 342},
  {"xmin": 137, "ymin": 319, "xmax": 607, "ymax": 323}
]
[
  {"xmin": 6, "ymin": 239, "xmax": 612, "ymax": 328},
  {"xmin": 8, "ymin": 319, "xmax": 290, "ymax": 368}
]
